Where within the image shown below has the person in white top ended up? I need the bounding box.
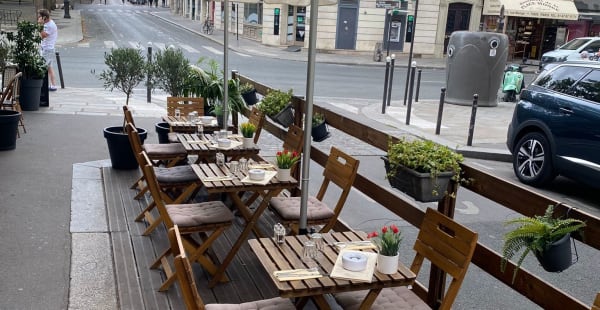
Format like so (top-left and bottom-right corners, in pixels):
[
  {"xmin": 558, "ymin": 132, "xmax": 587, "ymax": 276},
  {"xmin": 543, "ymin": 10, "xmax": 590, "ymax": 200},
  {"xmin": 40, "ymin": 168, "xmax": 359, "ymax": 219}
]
[{"xmin": 38, "ymin": 9, "xmax": 58, "ymax": 91}]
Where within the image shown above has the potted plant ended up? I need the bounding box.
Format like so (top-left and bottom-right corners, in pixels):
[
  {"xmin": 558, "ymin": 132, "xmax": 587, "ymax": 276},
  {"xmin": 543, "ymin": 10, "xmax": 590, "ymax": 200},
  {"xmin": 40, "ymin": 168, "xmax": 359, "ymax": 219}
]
[
  {"xmin": 368, "ymin": 224, "xmax": 402, "ymax": 274},
  {"xmin": 275, "ymin": 149, "xmax": 300, "ymax": 181},
  {"xmin": 98, "ymin": 47, "xmax": 148, "ymax": 169},
  {"xmin": 240, "ymin": 122, "xmax": 256, "ymax": 148},
  {"xmin": 148, "ymin": 46, "xmax": 191, "ymax": 97},
  {"xmin": 6, "ymin": 21, "xmax": 48, "ymax": 111},
  {"xmin": 240, "ymin": 82, "xmax": 258, "ymax": 105},
  {"xmin": 258, "ymin": 89, "xmax": 294, "ymax": 128},
  {"xmin": 501, "ymin": 205, "xmax": 586, "ymax": 283},
  {"xmin": 381, "ymin": 137, "xmax": 463, "ymax": 202},
  {"xmin": 311, "ymin": 112, "xmax": 330, "ymax": 142}
]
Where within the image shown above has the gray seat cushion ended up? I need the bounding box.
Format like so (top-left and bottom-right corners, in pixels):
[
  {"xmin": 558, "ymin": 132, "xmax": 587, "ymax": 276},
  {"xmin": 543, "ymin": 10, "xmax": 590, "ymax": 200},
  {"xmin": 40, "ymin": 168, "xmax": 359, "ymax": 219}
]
[
  {"xmin": 154, "ymin": 165, "xmax": 198, "ymax": 183},
  {"xmin": 168, "ymin": 132, "xmax": 179, "ymax": 143},
  {"xmin": 205, "ymin": 297, "xmax": 295, "ymax": 310},
  {"xmin": 143, "ymin": 143, "xmax": 187, "ymax": 157},
  {"xmin": 270, "ymin": 196, "xmax": 334, "ymax": 221},
  {"xmin": 334, "ymin": 287, "xmax": 430, "ymax": 310},
  {"xmin": 166, "ymin": 201, "xmax": 233, "ymax": 227}
]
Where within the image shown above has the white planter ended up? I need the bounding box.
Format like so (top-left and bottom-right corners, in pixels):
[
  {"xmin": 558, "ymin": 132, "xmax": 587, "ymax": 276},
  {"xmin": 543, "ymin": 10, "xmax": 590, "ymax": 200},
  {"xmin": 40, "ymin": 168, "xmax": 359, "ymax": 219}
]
[
  {"xmin": 243, "ymin": 137, "xmax": 254, "ymax": 148},
  {"xmin": 277, "ymin": 168, "xmax": 292, "ymax": 182},
  {"xmin": 376, "ymin": 253, "xmax": 399, "ymax": 275}
]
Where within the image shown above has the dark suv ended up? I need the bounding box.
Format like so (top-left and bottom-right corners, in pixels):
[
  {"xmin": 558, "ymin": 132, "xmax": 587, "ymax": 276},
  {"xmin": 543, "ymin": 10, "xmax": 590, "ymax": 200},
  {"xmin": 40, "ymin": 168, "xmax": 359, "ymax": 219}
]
[{"xmin": 507, "ymin": 62, "xmax": 600, "ymax": 188}]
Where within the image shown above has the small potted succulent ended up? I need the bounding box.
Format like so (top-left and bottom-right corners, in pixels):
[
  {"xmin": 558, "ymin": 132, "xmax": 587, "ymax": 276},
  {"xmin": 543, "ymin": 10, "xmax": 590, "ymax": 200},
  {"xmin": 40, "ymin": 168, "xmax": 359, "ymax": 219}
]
[
  {"xmin": 382, "ymin": 137, "xmax": 463, "ymax": 202},
  {"xmin": 501, "ymin": 205, "xmax": 586, "ymax": 283},
  {"xmin": 240, "ymin": 122, "xmax": 256, "ymax": 148},
  {"xmin": 258, "ymin": 89, "xmax": 294, "ymax": 128},
  {"xmin": 240, "ymin": 82, "xmax": 258, "ymax": 105},
  {"xmin": 311, "ymin": 112, "xmax": 330, "ymax": 142}
]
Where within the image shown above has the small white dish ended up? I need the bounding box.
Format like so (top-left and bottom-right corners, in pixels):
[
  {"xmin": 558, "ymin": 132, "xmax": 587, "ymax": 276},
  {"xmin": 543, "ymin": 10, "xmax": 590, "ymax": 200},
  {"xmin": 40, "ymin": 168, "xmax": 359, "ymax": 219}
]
[
  {"xmin": 248, "ymin": 169, "xmax": 265, "ymax": 181},
  {"xmin": 200, "ymin": 116, "xmax": 213, "ymax": 124},
  {"xmin": 217, "ymin": 138, "xmax": 231, "ymax": 148}
]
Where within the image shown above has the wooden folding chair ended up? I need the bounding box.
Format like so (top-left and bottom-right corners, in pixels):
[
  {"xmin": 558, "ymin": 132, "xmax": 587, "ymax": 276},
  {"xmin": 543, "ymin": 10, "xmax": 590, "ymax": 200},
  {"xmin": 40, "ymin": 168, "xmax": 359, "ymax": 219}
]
[
  {"xmin": 167, "ymin": 96, "xmax": 204, "ymax": 116},
  {"xmin": 143, "ymin": 164, "xmax": 234, "ymax": 291},
  {"xmin": 335, "ymin": 208, "xmax": 479, "ymax": 310},
  {"xmin": 169, "ymin": 225, "xmax": 295, "ymax": 310},
  {"xmin": 1, "ymin": 65, "xmax": 17, "ymax": 93},
  {"xmin": 1, "ymin": 72, "xmax": 25, "ymax": 136},
  {"xmin": 592, "ymin": 292, "xmax": 600, "ymax": 310},
  {"xmin": 269, "ymin": 146, "xmax": 359, "ymax": 233},
  {"xmin": 247, "ymin": 106, "xmax": 265, "ymax": 144}
]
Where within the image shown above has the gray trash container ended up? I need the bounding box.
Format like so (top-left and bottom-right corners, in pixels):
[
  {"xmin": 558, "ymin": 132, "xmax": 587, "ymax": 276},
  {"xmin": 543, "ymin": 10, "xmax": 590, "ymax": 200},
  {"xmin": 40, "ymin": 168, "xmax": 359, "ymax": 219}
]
[{"xmin": 445, "ymin": 31, "xmax": 508, "ymax": 107}]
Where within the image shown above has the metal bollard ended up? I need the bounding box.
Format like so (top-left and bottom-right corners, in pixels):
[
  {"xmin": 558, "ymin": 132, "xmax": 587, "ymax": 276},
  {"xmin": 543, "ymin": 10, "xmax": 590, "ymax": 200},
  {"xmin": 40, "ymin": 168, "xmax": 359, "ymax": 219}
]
[
  {"xmin": 386, "ymin": 54, "xmax": 395, "ymax": 107},
  {"xmin": 55, "ymin": 52, "xmax": 65, "ymax": 89},
  {"xmin": 467, "ymin": 94, "xmax": 479, "ymax": 146},
  {"xmin": 147, "ymin": 42, "xmax": 152, "ymax": 103},
  {"xmin": 381, "ymin": 56, "xmax": 391, "ymax": 114},
  {"xmin": 64, "ymin": 0, "xmax": 71, "ymax": 18},
  {"xmin": 405, "ymin": 61, "xmax": 417, "ymax": 125},
  {"xmin": 435, "ymin": 87, "xmax": 446, "ymax": 135},
  {"xmin": 415, "ymin": 69, "xmax": 422, "ymax": 102}
]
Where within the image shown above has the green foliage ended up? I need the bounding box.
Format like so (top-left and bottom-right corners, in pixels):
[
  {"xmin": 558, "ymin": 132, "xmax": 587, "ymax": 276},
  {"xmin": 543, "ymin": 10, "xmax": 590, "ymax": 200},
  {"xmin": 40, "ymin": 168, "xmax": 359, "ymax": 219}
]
[
  {"xmin": 312, "ymin": 112, "xmax": 325, "ymax": 127},
  {"xmin": 239, "ymin": 82, "xmax": 254, "ymax": 94},
  {"xmin": 148, "ymin": 47, "xmax": 190, "ymax": 97},
  {"xmin": 240, "ymin": 122, "xmax": 256, "ymax": 138},
  {"xmin": 368, "ymin": 224, "xmax": 402, "ymax": 256},
  {"xmin": 501, "ymin": 205, "xmax": 586, "ymax": 283},
  {"xmin": 98, "ymin": 47, "xmax": 147, "ymax": 105},
  {"xmin": 387, "ymin": 137, "xmax": 463, "ymax": 179},
  {"xmin": 6, "ymin": 21, "xmax": 47, "ymax": 79},
  {"xmin": 258, "ymin": 89, "xmax": 293, "ymax": 117}
]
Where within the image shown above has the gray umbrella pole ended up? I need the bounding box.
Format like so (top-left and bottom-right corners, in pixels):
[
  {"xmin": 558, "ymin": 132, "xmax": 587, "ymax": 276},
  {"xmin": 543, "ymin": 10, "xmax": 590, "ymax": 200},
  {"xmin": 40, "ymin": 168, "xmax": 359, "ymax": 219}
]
[
  {"xmin": 223, "ymin": 0, "xmax": 230, "ymax": 130},
  {"xmin": 299, "ymin": 0, "xmax": 320, "ymax": 235}
]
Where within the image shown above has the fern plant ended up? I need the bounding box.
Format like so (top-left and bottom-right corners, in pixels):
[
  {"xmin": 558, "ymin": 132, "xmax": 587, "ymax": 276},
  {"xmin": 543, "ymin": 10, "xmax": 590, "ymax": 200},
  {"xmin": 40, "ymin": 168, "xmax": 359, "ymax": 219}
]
[{"xmin": 501, "ymin": 205, "xmax": 585, "ymax": 283}]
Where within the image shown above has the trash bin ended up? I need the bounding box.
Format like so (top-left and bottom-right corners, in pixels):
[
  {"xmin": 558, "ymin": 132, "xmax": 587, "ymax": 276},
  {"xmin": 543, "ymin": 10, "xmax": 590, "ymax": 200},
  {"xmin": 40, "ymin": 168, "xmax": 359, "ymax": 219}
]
[
  {"xmin": 155, "ymin": 122, "xmax": 170, "ymax": 144},
  {"xmin": 445, "ymin": 31, "xmax": 508, "ymax": 107}
]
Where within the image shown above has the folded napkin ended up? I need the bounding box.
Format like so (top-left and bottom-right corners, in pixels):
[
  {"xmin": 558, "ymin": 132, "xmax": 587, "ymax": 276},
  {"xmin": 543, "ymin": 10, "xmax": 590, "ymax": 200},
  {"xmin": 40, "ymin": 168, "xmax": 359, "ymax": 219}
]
[
  {"xmin": 248, "ymin": 163, "xmax": 274, "ymax": 169},
  {"xmin": 187, "ymin": 140, "xmax": 209, "ymax": 144},
  {"xmin": 273, "ymin": 268, "xmax": 323, "ymax": 281},
  {"xmin": 333, "ymin": 241, "xmax": 377, "ymax": 250},
  {"xmin": 228, "ymin": 134, "xmax": 243, "ymax": 139},
  {"xmin": 208, "ymin": 140, "xmax": 243, "ymax": 150},
  {"xmin": 201, "ymin": 176, "xmax": 233, "ymax": 182}
]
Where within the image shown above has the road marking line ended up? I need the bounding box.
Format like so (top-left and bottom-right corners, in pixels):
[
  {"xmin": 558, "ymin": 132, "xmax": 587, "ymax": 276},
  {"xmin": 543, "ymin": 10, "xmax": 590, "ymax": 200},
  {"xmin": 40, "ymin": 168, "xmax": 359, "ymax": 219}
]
[
  {"xmin": 456, "ymin": 201, "xmax": 480, "ymax": 215},
  {"xmin": 179, "ymin": 43, "xmax": 200, "ymax": 53},
  {"xmin": 153, "ymin": 42, "xmax": 166, "ymax": 50},
  {"xmin": 326, "ymin": 102, "xmax": 358, "ymax": 114},
  {"xmin": 244, "ymin": 49, "xmax": 278, "ymax": 57},
  {"xmin": 470, "ymin": 162, "xmax": 495, "ymax": 170},
  {"xmin": 234, "ymin": 52, "xmax": 251, "ymax": 57},
  {"xmin": 128, "ymin": 41, "xmax": 142, "ymax": 49},
  {"xmin": 203, "ymin": 46, "xmax": 224, "ymax": 55},
  {"xmin": 104, "ymin": 41, "xmax": 117, "ymax": 49}
]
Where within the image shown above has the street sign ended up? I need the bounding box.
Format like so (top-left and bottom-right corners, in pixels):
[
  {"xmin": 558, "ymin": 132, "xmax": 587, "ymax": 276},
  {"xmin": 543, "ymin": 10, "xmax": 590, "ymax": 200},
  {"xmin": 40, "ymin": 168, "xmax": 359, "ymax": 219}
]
[{"xmin": 376, "ymin": 0, "xmax": 399, "ymax": 9}]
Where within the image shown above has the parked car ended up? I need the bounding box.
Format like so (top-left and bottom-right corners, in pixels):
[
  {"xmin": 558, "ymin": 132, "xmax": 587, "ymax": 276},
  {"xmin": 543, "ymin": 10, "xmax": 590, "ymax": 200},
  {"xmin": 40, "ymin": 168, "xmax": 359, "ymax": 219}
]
[
  {"xmin": 506, "ymin": 62, "xmax": 600, "ymax": 188},
  {"xmin": 540, "ymin": 37, "xmax": 600, "ymax": 69}
]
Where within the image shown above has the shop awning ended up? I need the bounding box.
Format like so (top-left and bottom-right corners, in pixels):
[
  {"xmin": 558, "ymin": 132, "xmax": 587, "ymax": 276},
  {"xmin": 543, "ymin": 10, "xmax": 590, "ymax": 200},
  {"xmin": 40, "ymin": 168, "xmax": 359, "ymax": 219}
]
[
  {"xmin": 263, "ymin": 0, "xmax": 336, "ymax": 6},
  {"xmin": 483, "ymin": 0, "xmax": 579, "ymax": 21}
]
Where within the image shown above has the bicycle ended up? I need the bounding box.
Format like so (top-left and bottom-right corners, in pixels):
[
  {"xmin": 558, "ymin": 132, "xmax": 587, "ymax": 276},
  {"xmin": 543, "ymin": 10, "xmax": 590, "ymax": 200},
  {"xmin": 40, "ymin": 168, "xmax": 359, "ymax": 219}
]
[{"xmin": 203, "ymin": 19, "xmax": 214, "ymax": 35}]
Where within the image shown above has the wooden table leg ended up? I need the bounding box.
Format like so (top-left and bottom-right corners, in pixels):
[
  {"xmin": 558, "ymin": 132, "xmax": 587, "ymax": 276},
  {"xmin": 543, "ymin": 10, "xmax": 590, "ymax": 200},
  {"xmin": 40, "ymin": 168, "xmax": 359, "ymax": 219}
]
[
  {"xmin": 207, "ymin": 190, "xmax": 278, "ymax": 288},
  {"xmin": 358, "ymin": 288, "xmax": 382, "ymax": 310},
  {"xmin": 311, "ymin": 295, "xmax": 332, "ymax": 310}
]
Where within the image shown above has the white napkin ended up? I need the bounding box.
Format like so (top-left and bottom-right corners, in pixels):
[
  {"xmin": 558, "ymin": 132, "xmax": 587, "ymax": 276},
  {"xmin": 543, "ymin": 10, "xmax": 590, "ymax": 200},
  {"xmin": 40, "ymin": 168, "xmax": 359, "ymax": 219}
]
[
  {"xmin": 201, "ymin": 176, "xmax": 233, "ymax": 182},
  {"xmin": 248, "ymin": 163, "xmax": 275, "ymax": 169},
  {"xmin": 273, "ymin": 268, "xmax": 322, "ymax": 281}
]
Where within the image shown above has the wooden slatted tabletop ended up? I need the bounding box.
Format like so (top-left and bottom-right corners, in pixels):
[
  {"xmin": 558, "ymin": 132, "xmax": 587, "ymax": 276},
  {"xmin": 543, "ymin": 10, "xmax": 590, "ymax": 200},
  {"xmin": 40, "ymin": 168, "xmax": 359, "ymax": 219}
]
[
  {"xmin": 248, "ymin": 231, "xmax": 417, "ymax": 309},
  {"xmin": 162, "ymin": 115, "xmax": 234, "ymax": 133},
  {"xmin": 178, "ymin": 133, "xmax": 260, "ymax": 163}
]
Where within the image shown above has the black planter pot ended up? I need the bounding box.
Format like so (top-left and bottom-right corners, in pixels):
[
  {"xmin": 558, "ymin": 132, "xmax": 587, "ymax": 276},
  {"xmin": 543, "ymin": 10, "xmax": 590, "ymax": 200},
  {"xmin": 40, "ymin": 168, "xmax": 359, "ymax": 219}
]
[
  {"xmin": 272, "ymin": 104, "xmax": 294, "ymax": 128},
  {"xmin": 241, "ymin": 89, "xmax": 258, "ymax": 105},
  {"xmin": 311, "ymin": 122, "xmax": 331, "ymax": 142},
  {"xmin": 20, "ymin": 78, "xmax": 43, "ymax": 111},
  {"xmin": 382, "ymin": 156, "xmax": 454, "ymax": 202},
  {"xmin": 535, "ymin": 233, "xmax": 573, "ymax": 272},
  {"xmin": 0, "ymin": 110, "xmax": 21, "ymax": 151},
  {"xmin": 103, "ymin": 126, "xmax": 147, "ymax": 170},
  {"xmin": 155, "ymin": 122, "xmax": 170, "ymax": 144}
]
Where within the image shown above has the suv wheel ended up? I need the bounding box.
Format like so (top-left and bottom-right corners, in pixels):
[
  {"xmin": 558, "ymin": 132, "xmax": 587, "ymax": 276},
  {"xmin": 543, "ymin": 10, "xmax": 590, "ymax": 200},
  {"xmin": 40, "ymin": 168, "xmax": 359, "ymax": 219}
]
[{"xmin": 513, "ymin": 132, "xmax": 556, "ymax": 186}]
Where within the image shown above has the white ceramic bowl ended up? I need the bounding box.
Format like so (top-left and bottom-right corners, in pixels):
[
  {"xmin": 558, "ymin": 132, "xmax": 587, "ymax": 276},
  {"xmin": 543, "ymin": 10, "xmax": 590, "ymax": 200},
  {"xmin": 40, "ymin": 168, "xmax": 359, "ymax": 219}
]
[
  {"xmin": 217, "ymin": 138, "xmax": 231, "ymax": 148},
  {"xmin": 200, "ymin": 116, "xmax": 214, "ymax": 124},
  {"xmin": 248, "ymin": 169, "xmax": 265, "ymax": 181}
]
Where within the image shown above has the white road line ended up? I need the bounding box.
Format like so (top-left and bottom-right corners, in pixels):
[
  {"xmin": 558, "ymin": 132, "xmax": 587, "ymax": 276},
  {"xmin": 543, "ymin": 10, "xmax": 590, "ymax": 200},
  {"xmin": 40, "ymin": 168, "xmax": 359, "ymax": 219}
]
[
  {"xmin": 326, "ymin": 102, "xmax": 359, "ymax": 114},
  {"xmin": 153, "ymin": 42, "xmax": 166, "ymax": 50},
  {"xmin": 179, "ymin": 43, "xmax": 200, "ymax": 54},
  {"xmin": 470, "ymin": 161, "xmax": 496, "ymax": 170},
  {"xmin": 244, "ymin": 49, "xmax": 278, "ymax": 57},
  {"xmin": 456, "ymin": 201, "xmax": 480, "ymax": 215},
  {"xmin": 104, "ymin": 41, "xmax": 117, "ymax": 49},
  {"xmin": 202, "ymin": 46, "xmax": 224, "ymax": 55},
  {"xmin": 128, "ymin": 41, "xmax": 141, "ymax": 49},
  {"xmin": 234, "ymin": 51, "xmax": 251, "ymax": 57},
  {"xmin": 77, "ymin": 42, "xmax": 90, "ymax": 48}
]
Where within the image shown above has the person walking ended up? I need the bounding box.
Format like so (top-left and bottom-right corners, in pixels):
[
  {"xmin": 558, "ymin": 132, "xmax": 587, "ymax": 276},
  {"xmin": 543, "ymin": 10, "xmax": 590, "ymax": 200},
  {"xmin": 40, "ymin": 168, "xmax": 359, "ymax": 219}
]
[
  {"xmin": 149, "ymin": 0, "xmax": 153, "ymax": 6},
  {"xmin": 38, "ymin": 9, "xmax": 58, "ymax": 91}
]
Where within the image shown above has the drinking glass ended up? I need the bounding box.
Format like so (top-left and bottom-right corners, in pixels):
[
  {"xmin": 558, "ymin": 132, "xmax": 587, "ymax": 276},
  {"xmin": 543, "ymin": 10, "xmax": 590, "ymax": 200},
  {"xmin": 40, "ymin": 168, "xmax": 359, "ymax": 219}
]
[
  {"xmin": 239, "ymin": 158, "xmax": 248, "ymax": 172},
  {"xmin": 273, "ymin": 223, "xmax": 286, "ymax": 244},
  {"xmin": 196, "ymin": 124, "xmax": 203, "ymax": 137},
  {"xmin": 229, "ymin": 161, "xmax": 239, "ymax": 175},
  {"xmin": 302, "ymin": 241, "xmax": 317, "ymax": 267},
  {"xmin": 216, "ymin": 153, "xmax": 225, "ymax": 166}
]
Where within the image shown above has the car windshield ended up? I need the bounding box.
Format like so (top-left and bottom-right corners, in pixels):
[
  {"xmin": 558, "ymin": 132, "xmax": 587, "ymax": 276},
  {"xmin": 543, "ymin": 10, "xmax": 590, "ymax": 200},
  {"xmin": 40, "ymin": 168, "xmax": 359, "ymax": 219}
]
[{"xmin": 559, "ymin": 39, "xmax": 591, "ymax": 50}]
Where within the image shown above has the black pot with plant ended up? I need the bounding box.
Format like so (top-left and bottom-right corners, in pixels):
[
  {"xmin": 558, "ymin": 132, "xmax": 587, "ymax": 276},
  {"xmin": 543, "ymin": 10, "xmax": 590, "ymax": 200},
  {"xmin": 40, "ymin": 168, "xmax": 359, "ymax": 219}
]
[
  {"xmin": 382, "ymin": 137, "xmax": 463, "ymax": 202},
  {"xmin": 240, "ymin": 82, "xmax": 258, "ymax": 105},
  {"xmin": 147, "ymin": 46, "xmax": 190, "ymax": 97},
  {"xmin": 257, "ymin": 89, "xmax": 294, "ymax": 127},
  {"xmin": 311, "ymin": 112, "xmax": 330, "ymax": 142},
  {"xmin": 6, "ymin": 21, "xmax": 48, "ymax": 111},
  {"xmin": 501, "ymin": 205, "xmax": 586, "ymax": 283},
  {"xmin": 0, "ymin": 110, "xmax": 21, "ymax": 150},
  {"xmin": 98, "ymin": 47, "xmax": 148, "ymax": 169}
]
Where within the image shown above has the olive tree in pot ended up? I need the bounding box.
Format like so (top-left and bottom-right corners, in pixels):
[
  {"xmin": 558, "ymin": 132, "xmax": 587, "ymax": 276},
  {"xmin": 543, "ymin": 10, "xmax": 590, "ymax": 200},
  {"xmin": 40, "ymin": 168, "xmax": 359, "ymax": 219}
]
[
  {"xmin": 98, "ymin": 47, "xmax": 149, "ymax": 170},
  {"xmin": 501, "ymin": 205, "xmax": 586, "ymax": 284},
  {"xmin": 6, "ymin": 21, "xmax": 47, "ymax": 111}
]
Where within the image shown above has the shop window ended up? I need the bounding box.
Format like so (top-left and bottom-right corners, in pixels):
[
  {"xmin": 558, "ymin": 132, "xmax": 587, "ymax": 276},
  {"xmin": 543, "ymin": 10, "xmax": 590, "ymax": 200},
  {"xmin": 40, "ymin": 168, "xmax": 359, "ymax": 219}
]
[{"xmin": 244, "ymin": 3, "xmax": 262, "ymax": 24}]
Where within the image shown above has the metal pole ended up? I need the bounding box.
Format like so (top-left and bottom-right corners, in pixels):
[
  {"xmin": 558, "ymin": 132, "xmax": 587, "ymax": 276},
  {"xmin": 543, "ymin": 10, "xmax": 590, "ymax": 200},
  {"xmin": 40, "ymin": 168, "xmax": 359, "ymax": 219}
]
[
  {"xmin": 222, "ymin": 0, "xmax": 230, "ymax": 130},
  {"xmin": 147, "ymin": 42, "xmax": 152, "ymax": 103},
  {"xmin": 299, "ymin": 0, "xmax": 320, "ymax": 235},
  {"xmin": 236, "ymin": 4, "xmax": 239, "ymax": 41},
  {"xmin": 403, "ymin": 0, "xmax": 419, "ymax": 105},
  {"xmin": 386, "ymin": 9, "xmax": 392, "ymax": 57},
  {"xmin": 386, "ymin": 54, "xmax": 395, "ymax": 107},
  {"xmin": 405, "ymin": 61, "xmax": 416, "ymax": 125},
  {"xmin": 55, "ymin": 52, "xmax": 64, "ymax": 89},
  {"xmin": 435, "ymin": 87, "xmax": 446, "ymax": 135},
  {"xmin": 381, "ymin": 56, "xmax": 391, "ymax": 114},
  {"xmin": 467, "ymin": 94, "xmax": 478, "ymax": 146},
  {"xmin": 415, "ymin": 69, "xmax": 422, "ymax": 102}
]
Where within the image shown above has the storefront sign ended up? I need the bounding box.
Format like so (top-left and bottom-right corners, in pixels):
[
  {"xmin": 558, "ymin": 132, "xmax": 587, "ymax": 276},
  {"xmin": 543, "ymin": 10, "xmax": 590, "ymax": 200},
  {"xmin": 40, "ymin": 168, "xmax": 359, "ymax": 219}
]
[
  {"xmin": 483, "ymin": 0, "xmax": 579, "ymax": 20},
  {"xmin": 376, "ymin": 0, "xmax": 399, "ymax": 9}
]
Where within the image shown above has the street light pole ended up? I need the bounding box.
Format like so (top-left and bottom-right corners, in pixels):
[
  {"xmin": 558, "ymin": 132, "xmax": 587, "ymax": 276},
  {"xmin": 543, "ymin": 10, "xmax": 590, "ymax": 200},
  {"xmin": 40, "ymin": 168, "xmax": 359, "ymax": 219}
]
[{"xmin": 403, "ymin": 0, "xmax": 419, "ymax": 105}]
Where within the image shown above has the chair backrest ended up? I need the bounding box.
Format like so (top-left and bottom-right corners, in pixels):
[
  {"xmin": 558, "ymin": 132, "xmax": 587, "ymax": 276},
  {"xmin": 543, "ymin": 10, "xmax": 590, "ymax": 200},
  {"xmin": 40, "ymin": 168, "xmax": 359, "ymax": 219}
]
[
  {"xmin": 167, "ymin": 97, "xmax": 204, "ymax": 116},
  {"xmin": 412, "ymin": 208, "xmax": 478, "ymax": 310},
  {"xmin": 282, "ymin": 124, "xmax": 304, "ymax": 154},
  {"xmin": 125, "ymin": 123, "xmax": 145, "ymax": 165},
  {"xmin": 2, "ymin": 65, "xmax": 17, "ymax": 91},
  {"xmin": 316, "ymin": 147, "xmax": 359, "ymax": 232},
  {"xmin": 0, "ymin": 71, "xmax": 19, "ymax": 105},
  {"xmin": 247, "ymin": 107, "xmax": 265, "ymax": 144},
  {"xmin": 170, "ymin": 225, "xmax": 206, "ymax": 310},
  {"xmin": 592, "ymin": 292, "xmax": 600, "ymax": 310},
  {"xmin": 11, "ymin": 72, "xmax": 22, "ymax": 103},
  {"xmin": 123, "ymin": 105, "xmax": 135, "ymax": 128},
  {"xmin": 142, "ymin": 163, "xmax": 176, "ymax": 229}
]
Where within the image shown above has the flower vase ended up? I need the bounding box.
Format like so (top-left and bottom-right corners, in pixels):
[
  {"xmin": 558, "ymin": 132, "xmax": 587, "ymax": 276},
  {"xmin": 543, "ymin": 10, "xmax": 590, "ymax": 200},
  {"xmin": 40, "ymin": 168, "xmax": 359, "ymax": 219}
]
[
  {"xmin": 243, "ymin": 137, "xmax": 254, "ymax": 148},
  {"xmin": 277, "ymin": 168, "xmax": 292, "ymax": 181},
  {"xmin": 376, "ymin": 253, "xmax": 399, "ymax": 274}
]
